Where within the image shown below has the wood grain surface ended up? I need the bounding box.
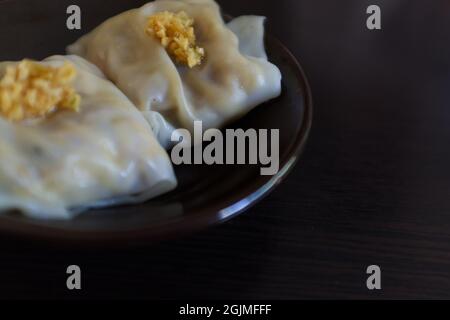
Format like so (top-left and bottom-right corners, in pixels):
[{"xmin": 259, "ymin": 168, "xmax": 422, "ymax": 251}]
[{"xmin": 1, "ymin": 0, "xmax": 450, "ymax": 299}]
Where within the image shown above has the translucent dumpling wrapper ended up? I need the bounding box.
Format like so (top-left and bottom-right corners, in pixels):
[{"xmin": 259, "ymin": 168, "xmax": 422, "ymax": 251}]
[
  {"xmin": 68, "ymin": 0, "xmax": 282, "ymax": 148},
  {"xmin": 0, "ymin": 55, "xmax": 177, "ymax": 219}
]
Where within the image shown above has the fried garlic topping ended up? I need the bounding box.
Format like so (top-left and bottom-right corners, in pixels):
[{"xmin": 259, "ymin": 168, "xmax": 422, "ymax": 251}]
[
  {"xmin": 146, "ymin": 11, "xmax": 205, "ymax": 68},
  {"xmin": 0, "ymin": 60, "xmax": 81, "ymax": 122}
]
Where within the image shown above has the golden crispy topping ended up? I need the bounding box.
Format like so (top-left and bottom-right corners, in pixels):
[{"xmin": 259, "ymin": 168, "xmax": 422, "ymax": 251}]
[
  {"xmin": 146, "ymin": 11, "xmax": 205, "ymax": 68},
  {"xmin": 0, "ymin": 60, "xmax": 81, "ymax": 122}
]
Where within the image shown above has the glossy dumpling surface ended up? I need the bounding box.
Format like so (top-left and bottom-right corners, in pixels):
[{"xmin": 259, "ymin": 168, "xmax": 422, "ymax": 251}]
[
  {"xmin": 0, "ymin": 55, "xmax": 177, "ymax": 219},
  {"xmin": 68, "ymin": 0, "xmax": 282, "ymax": 147}
]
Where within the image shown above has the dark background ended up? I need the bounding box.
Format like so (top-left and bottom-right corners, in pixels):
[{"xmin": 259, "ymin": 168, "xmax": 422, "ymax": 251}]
[{"xmin": 1, "ymin": 0, "xmax": 450, "ymax": 299}]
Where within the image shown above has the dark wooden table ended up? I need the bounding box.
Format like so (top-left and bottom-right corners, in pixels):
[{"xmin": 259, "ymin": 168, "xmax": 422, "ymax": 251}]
[{"xmin": 1, "ymin": 0, "xmax": 450, "ymax": 299}]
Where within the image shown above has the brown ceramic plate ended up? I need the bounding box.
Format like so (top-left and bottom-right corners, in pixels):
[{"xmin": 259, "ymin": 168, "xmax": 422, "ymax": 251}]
[{"xmin": 0, "ymin": 0, "xmax": 312, "ymax": 243}]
